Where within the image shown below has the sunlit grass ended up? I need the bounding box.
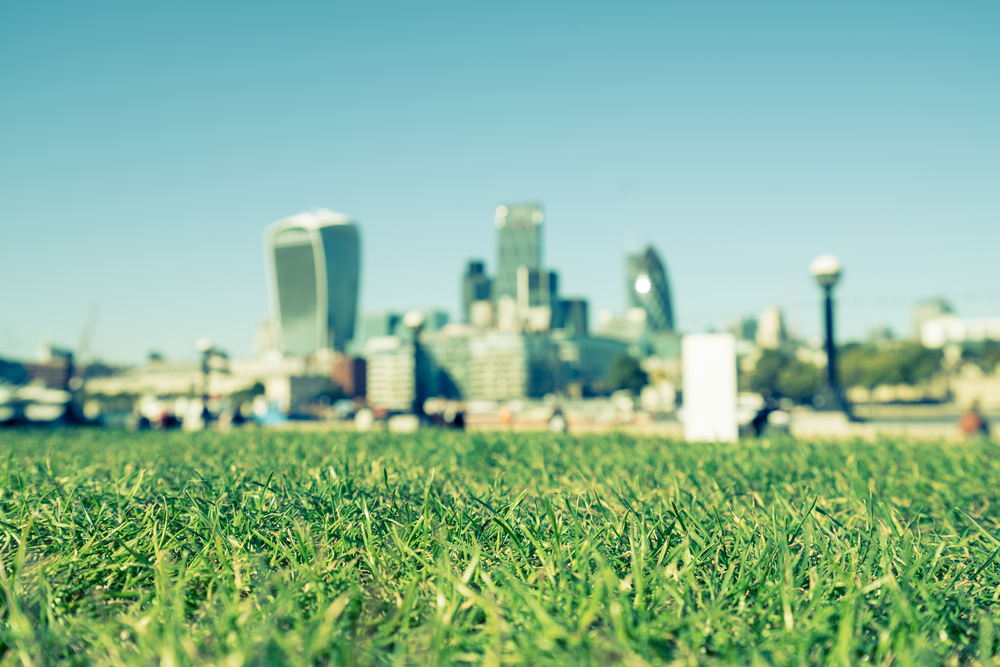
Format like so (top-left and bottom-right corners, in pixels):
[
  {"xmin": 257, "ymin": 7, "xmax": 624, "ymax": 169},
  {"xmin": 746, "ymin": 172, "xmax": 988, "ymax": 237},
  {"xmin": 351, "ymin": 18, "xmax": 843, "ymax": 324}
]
[{"xmin": 2, "ymin": 429, "xmax": 1000, "ymax": 665}]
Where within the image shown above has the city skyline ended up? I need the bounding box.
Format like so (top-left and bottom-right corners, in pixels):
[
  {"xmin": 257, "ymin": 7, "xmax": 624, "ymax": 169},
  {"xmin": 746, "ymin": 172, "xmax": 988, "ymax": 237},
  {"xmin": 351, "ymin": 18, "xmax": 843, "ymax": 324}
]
[{"xmin": 2, "ymin": 1, "xmax": 998, "ymax": 362}]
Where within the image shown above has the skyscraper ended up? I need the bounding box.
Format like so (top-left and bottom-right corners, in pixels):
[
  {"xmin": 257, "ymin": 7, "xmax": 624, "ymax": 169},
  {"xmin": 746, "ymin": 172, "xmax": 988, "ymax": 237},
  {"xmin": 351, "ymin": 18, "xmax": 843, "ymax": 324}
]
[
  {"xmin": 264, "ymin": 209, "xmax": 361, "ymax": 355},
  {"xmin": 461, "ymin": 260, "xmax": 492, "ymax": 323},
  {"xmin": 626, "ymin": 246, "xmax": 674, "ymax": 332},
  {"xmin": 494, "ymin": 203, "xmax": 543, "ymax": 301}
]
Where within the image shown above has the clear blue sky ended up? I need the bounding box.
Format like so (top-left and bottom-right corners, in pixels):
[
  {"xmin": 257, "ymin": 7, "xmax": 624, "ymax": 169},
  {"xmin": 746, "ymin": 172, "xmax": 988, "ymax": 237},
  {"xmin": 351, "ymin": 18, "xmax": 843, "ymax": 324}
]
[{"xmin": 2, "ymin": 1, "xmax": 998, "ymax": 362}]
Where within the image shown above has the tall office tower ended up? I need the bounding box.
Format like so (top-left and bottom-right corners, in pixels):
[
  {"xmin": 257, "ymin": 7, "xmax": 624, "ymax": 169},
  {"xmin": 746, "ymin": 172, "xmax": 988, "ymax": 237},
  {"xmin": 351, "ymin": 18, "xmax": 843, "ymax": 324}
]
[
  {"xmin": 626, "ymin": 245, "xmax": 674, "ymax": 332},
  {"xmin": 462, "ymin": 261, "xmax": 492, "ymax": 322},
  {"xmin": 494, "ymin": 203, "xmax": 543, "ymax": 301},
  {"xmin": 264, "ymin": 209, "xmax": 361, "ymax": 355}
]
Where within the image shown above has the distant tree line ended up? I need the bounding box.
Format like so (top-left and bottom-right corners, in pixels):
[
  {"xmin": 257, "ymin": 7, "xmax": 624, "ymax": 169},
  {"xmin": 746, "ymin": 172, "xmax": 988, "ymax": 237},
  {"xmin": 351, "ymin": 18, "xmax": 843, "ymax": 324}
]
[
  {"xmin": 838, "ymin": 342, "xmax": 942, "ymax": 389},
  {"xmin": 741, "ymin": 341, "xmax": 951, "ymax": 403},
  {"xmin": 962, "ymin": 341, "xmax": 1000, "ymax": 374},
  {"xmin": 741, "ymin": 349, "xmax": 821, "ymax": 403}
]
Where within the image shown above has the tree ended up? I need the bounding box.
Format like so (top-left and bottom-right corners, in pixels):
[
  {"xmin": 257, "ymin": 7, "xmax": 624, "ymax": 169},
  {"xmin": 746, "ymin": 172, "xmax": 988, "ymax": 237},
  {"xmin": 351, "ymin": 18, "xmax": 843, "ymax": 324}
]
[
  {"xmin": 963, "ymin": 341, "xmax": 1000, "ymax": 374},
  {"xmin": 840, "ymin": 342, "xmax": 942, "ymax": 389},
  {"xmin": 746, "ymin": 349, "xmax": 785, "ymax": 398},
  {"xmin": 777, "ymin": 359, "xmax": 821, "ymax": 402},
  {"xmin": 744, "ymin": 349, "xmax": 820, "ymax": 403},
  {"xmin": 606, "ymin": 354, "xmax": 648, "ymax": 393}
]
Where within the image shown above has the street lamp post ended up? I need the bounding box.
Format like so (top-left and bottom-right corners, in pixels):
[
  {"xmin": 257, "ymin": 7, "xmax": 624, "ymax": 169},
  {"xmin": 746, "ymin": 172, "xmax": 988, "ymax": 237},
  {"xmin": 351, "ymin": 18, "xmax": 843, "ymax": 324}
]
[{"xmin": 809, "ymin": 255, "xmax": 851, "ymax": 416}]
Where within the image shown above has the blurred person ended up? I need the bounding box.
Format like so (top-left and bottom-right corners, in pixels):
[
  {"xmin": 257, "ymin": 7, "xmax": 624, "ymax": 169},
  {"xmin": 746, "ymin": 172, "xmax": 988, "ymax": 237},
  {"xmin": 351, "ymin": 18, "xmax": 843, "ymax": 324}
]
[
  {"xmin": 750, "ymin": 400, "xmax": 776, "ymax": 438},
  {"xmin": 959, "ymin": 400, "xmax": 990, "ymax": 438}
]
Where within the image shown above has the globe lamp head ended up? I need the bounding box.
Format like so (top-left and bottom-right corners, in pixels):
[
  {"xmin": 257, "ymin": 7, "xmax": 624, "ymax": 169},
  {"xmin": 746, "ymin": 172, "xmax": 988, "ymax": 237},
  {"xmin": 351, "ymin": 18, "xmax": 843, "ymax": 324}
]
[
  {"xmin": 809, "ymin": 254, "xmax": 842, "ymax": 289},
  {"xmin": 403, "ymin": 310, "xmax": 426, "ymax": 331}
]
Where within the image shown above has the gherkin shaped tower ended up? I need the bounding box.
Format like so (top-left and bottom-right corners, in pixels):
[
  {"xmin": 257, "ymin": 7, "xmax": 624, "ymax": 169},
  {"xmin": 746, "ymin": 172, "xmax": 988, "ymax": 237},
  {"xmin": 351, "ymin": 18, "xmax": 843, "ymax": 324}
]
[{"xmin": 626, "ymin": 246, "xmax": 674, "ymax": 332}]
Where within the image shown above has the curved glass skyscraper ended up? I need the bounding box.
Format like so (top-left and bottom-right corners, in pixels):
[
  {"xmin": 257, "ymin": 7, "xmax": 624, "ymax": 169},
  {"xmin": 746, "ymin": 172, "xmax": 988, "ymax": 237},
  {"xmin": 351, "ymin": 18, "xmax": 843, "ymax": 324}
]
[
  {"xmin": 627, "ymin": 245, "xmax": 675, "ymax": 332},
  {"xmin": 265, "ymin": 209, "xmax": 360, "ymax": 355}
]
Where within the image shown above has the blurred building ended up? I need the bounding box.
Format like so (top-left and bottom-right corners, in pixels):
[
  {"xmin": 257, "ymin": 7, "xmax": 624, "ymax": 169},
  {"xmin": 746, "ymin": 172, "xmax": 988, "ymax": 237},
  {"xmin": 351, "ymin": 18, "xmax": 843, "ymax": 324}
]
[
  {"xmin": 253, "ymin": 317, "xmax": 281, "ymax": 358},
  {"xmin": 469, "ymin": 300, "xmax": 494, "ymax": 328},
  {"xmin": 364, "ymin": 337, "xmax": 416, "ymax": 411},
  {"xmin": 728, "ymin": 316, "xmax": 759, "ymax": 356},
  {"xmin": 597, "ymin": 308, "xmax": 648, "ymax": 346},
  {"xmin": 494, "ymin": 203, "xmax": 543, "ymax": 301},
  {"xmin": 464, "ymin": 333, "xmax": 559, "ymax": 400},
  {"xmin": 729, "ymin": 317, "xmax": 758, "ymax": 343},
  {"xmin": 555, "ymin": 336, "xmax": 629, "ymax": 396},
  {"xmin": 756, "ymin": 307, "xmax": 787, "ymax": 349},
  {"xmin": 912, "ymin": 298, "xmax": 954, "ymax": 340},
  {"xmin": 496, "ymin": 296, "xmax": 521, "ymax": 333},
  {"xmin": 413, "ymin": 310, "xmax": 450, "ymax": 333},
  {"xmin": 86, "ymin": 355, "xmax": 340, "ymax": 413},
  {"xmin": 349, "ymin": 311, "xmax": 402, "ymax": 356},
  {"xmin": 626, "ymin": 246, "xmax": 675, "ymax": 332},
  {"xmin": 332, "ymin": 356, "xmax": 366, "ymax": 398},
  {"xmin": 421, "ymin": 325, "xmax": 474, "ymax": 398},
  {"xmin": 365, "ymin": 327, "xmax": 625, "ymax": 407},
  {"xmin": 553, "ymin": 299, "xmax": 588, "ymax": 337},
  {"xmin": 23, "ymin": 342, "xmax": 75, "ymax": 389},
  {"xmin": 921, "ymin": 316, "xmax": 1000, "ymax": 348},
  {"xmin": 85, "ymin": 359, "xmax": 204, "ymax": 397},
  {"xmin": 370, "ymin": 330, "xmax": 556, "ymax": 405},
  {"xmin": 264, "ymin": 209, "xmax": 360, "ymax": 355},
  {"xmin": 462, "ymin": 261, "xmax": 492, "ymax": 323},
  {"xmin": 517, "ymin": 267, "xmax": 559, "ymax": 332}
]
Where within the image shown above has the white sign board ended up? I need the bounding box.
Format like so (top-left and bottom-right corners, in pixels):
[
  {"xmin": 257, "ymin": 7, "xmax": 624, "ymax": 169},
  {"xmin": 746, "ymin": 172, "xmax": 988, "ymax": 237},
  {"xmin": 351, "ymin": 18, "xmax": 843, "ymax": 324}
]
[{"xmin": 682, "ymin": 333, "xmax": 737, "ymax": 442}]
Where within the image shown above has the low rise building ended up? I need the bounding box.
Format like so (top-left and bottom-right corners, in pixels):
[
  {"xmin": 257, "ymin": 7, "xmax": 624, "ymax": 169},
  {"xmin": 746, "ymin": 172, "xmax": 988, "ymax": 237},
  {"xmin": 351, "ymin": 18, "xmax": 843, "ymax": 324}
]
[
  {"xmin": 85, "ymin": 354, "xmax": 340, "ymax": 413},
  {"xmin": 365, "ymin": 337, "xmax": 416, "ymax": 411},
  {"xmin": 366, "ymin": 326, "xmax": 628, "ymax": 408},
  {"xmin": 921, "ymin": 316, "xmax": 1000, "ymax": 348}
]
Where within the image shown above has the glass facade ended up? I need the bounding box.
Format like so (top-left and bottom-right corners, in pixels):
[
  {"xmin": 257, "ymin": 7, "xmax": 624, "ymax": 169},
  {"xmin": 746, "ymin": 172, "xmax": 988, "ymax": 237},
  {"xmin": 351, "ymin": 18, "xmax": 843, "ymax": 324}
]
[
  {"xmin": 494, "ymin": 203, "xmax": 543, "ymax": 301},
  {"xmin": 626, "ymin": 246, "xmax": 675, "ymax": 332},
  {"xmin": 265, "ymin": 211, "xmax": 361, "ymax": 356},
  {"xmin": 318, "ymin": 224, "xmax": 361, "ymax": 351},
  {"xmin": 272, "ymin": 230, "xmax": 319, "ymax": 355}
]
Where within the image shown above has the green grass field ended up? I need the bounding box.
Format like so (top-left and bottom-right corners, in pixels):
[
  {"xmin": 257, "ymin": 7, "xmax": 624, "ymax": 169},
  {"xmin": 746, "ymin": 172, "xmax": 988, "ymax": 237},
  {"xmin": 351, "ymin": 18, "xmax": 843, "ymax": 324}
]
[{"xmin": 2, "ymin": 430, "xmax": 1000, "ymax": 666}]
